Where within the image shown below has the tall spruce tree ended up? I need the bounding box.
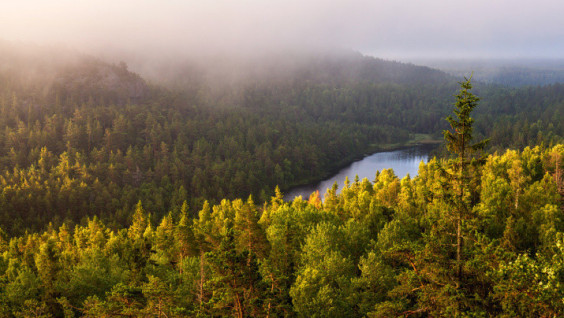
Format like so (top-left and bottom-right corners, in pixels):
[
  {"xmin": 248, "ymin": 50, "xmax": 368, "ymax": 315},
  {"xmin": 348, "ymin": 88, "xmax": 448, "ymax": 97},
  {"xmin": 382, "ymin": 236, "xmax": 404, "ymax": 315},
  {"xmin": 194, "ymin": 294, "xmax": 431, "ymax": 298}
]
[{"xmin": 443, "ymin": 75, "xmax": 488, "ymax": 280}]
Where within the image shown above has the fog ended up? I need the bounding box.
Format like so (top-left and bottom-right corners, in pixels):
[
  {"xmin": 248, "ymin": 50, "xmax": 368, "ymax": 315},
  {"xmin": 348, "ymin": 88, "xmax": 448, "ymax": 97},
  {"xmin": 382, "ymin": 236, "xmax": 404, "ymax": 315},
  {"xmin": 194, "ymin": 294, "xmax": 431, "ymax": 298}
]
[{"xmin": 2, "ymin": 0, "xmax": 564, "ymax": 60}]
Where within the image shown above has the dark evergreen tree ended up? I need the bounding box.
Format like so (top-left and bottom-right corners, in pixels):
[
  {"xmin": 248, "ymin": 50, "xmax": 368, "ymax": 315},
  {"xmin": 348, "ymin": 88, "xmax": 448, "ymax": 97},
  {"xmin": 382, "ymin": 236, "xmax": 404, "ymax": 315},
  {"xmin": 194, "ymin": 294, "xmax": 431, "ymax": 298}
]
[{"xmin": 443, "ymin": 75, "xmax": 488, "ymax": 279}]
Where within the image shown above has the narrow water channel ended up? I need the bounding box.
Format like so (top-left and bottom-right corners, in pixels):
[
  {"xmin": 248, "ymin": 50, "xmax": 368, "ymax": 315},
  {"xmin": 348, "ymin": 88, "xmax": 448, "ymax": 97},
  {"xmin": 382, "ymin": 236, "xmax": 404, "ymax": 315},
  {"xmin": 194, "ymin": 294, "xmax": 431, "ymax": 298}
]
[{"xmin": 284, "ymin": 144, "xmax": 436, "ymax": 201}]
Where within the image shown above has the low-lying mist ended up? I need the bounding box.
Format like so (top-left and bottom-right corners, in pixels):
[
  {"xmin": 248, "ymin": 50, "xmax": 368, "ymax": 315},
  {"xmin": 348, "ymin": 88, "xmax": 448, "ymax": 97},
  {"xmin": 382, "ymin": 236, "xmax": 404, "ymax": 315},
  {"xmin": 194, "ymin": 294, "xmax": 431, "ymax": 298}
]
[{"xmin": 2, "ymin": 0, "xmax": 564, "ymax": 70}]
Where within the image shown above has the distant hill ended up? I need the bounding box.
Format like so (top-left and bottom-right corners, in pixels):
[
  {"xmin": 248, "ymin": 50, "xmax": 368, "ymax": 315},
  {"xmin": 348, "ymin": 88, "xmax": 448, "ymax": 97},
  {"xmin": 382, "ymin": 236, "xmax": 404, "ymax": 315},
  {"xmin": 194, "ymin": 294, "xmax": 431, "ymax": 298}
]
[
  {"xmin": 409, "ymin": 58, "xmax": 564, "ymax": 86},
  {"xmin": 135, "ymin": 50, "xmax": 453, "ymax": 91},
  {"xmin": 0, "ymin": 41, "xmax": 454, "ymax": 110},
  {"xmin": 0, "ymin": 40, "xmax": 561, "ymax": 237},
  {"xmin": 0, "ymin": 40, "xmax": 149, "ymax": 105}
]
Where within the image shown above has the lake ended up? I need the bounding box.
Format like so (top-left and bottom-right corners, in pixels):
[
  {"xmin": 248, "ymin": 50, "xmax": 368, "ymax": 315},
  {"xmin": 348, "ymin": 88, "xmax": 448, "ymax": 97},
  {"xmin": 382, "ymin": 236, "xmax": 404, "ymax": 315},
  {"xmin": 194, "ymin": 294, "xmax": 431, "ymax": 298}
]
[{"xmin": 284, "ymin": 144, "xmax": 436, "ymax": 201}]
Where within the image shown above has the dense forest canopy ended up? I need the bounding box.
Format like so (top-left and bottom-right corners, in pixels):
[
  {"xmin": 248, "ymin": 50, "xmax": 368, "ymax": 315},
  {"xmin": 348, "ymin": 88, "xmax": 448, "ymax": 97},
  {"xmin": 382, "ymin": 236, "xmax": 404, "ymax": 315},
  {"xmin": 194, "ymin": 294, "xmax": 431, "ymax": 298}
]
[
  {"xmin": 0, "ymin": 42, "xmax": 562, "ymax": 236},
  {"xmin": 0, "ymin": 143, "xmax": 562, "ymax": 316},
  {"xmin": 0, "ymin": 40, "xmax": 562, "ymax": 317}
]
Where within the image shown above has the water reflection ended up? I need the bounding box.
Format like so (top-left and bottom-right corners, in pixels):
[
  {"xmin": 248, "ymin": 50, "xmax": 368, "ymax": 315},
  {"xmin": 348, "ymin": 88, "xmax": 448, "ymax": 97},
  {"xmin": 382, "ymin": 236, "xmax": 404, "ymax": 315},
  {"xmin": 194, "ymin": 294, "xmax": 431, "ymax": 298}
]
[{"xmin": 284, "ymin": 145, "xmax": 435, "ymax": 201}]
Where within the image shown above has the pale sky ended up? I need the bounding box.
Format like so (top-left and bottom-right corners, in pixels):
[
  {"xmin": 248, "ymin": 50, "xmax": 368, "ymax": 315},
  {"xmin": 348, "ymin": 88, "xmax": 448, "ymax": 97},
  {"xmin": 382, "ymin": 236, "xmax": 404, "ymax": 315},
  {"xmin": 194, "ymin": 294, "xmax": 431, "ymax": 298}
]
[{"xmin": 1, "ymin": 0, "xmax": 563, "ymax": 60}]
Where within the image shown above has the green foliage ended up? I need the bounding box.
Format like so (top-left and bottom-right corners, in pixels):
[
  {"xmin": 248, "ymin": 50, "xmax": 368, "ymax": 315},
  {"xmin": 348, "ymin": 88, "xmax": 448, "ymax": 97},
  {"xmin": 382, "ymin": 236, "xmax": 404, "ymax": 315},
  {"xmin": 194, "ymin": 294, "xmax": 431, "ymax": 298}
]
[
  {"xmin": 0, "ymin": 50, "xmax": 562, "ymax": 236},
  {"xmin": 0, "ymin": 145, "xmax": 560, "ymax": 316},
  {"xmin": 0, "ymin": 48, "xmax": 563, "ymax": 316}
]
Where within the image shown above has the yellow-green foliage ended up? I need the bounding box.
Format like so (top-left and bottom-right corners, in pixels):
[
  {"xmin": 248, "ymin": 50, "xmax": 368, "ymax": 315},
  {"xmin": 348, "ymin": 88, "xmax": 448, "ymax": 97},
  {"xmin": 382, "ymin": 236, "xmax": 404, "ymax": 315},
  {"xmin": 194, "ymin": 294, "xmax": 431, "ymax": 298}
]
[{"xmin": 0, "ymin": 145, "xmax": 561, "ymax": 317}]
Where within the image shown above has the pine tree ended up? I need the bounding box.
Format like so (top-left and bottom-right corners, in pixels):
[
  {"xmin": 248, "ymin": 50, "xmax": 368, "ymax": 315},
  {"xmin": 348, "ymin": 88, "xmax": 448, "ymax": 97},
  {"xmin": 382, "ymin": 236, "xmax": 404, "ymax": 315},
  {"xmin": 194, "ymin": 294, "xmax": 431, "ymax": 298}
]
[
  {"xmin": 174, "ymin": 201, "xmax": 197, "ymax": 273},
  {"xmin": 192, "ymin": 201, "xmax": 213, "ymax": 309},
  {"xmin": 128, "ymin": 201, "xmax": 148, "ymax": 241}
]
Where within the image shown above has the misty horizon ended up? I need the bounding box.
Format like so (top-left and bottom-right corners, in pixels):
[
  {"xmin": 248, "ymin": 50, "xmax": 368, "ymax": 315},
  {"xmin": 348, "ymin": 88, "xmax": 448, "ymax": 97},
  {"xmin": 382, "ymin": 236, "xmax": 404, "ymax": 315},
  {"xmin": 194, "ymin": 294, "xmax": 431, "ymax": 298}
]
[{"xmin": 2, "ymin": 0, "xmax": 564, "ymax": 63}]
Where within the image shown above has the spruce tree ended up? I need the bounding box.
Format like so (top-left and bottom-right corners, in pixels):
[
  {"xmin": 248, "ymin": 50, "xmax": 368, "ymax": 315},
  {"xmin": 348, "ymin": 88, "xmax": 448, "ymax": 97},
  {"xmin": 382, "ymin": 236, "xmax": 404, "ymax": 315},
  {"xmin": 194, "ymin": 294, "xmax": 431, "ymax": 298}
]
[{"xmin": 443, "ymin": 75, "xmax": 488, "ymax": 280}]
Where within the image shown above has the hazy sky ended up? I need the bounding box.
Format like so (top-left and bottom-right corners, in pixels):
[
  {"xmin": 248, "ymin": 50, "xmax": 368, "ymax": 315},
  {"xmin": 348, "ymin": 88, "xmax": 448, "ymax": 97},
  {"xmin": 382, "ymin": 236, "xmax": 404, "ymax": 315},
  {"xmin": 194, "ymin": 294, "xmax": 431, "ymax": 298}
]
[{"xmin": 2, "ymin": 0, "xmax": 563, "ymax": 60}]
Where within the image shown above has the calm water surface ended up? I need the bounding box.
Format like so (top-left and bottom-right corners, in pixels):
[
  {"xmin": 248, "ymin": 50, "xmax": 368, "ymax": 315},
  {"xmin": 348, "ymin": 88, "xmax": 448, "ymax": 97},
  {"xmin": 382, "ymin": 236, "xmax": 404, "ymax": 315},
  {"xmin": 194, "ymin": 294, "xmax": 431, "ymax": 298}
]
[{"xmin": 284, "ymin": 145, "xmax": 435, "ymax": 201}]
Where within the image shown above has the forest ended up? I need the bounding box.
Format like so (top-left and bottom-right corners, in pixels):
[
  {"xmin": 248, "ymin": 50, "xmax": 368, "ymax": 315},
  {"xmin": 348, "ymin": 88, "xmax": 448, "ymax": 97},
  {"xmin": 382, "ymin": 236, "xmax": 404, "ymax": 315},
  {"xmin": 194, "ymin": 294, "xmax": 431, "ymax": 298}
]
[
  {"xmin": 0, "ymin": 44, "xmax": 562, "ymax": 316},
  {"xmin": 0, "ymin": 134, "xmax": 562, "ymax": 316}
]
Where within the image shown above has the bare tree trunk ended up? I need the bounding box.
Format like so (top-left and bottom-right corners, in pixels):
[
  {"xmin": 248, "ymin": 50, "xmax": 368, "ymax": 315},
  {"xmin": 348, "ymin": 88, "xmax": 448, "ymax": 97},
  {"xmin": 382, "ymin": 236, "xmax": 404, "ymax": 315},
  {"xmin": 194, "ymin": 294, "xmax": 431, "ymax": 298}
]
[
  {"xmin": 457, "ymin": 216, "xmax": 462, "ymax": 279},
  {"xmin": 266, "ymin": 273, "xmax": 275, "ymax": 318},
  {"xmin": 235, "ymin": 292, "xmax": 244, "ymax": 318},
  {"xmin": 199, "ymin": 250, "xmax": 205, "ymax": 308},
  {"xmin": 457, "ymin": 127, "xmax": 465, "ymax": 281}
]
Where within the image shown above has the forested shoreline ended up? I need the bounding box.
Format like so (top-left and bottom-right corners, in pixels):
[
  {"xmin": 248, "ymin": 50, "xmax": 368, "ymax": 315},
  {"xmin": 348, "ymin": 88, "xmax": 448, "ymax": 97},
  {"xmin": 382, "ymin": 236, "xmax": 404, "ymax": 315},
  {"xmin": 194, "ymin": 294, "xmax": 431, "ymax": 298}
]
[
  {"xmin": 0, "ymin": 45, "xmax": 563, "ymax": 316},
  {"xmin": 0, "ymin": 48, "xmax": 562, "ymax": 236},
  {"xmin": 0, "ymin": 143, "xmax": 561, "ymax": 316}
]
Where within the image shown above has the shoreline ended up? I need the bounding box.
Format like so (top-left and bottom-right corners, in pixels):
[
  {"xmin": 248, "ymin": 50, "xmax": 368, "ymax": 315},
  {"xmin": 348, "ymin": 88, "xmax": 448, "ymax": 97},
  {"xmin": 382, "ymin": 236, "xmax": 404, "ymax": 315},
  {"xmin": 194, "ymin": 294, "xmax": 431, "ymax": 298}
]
[{"xmin": 281, "ymin": 141, "xmax": 440, "ymax": 198}]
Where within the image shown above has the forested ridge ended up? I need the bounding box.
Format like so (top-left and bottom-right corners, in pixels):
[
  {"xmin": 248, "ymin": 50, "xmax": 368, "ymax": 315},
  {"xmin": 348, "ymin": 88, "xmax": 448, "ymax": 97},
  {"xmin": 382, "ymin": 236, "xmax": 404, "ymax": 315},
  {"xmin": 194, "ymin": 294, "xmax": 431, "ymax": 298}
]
[
  {"xmin": 0, "ymin": 43, "xmax": 563, "ymax": 316},
  {"xmin": 0, "ymin": 44, "xmax": 562, "ymax": 236}
]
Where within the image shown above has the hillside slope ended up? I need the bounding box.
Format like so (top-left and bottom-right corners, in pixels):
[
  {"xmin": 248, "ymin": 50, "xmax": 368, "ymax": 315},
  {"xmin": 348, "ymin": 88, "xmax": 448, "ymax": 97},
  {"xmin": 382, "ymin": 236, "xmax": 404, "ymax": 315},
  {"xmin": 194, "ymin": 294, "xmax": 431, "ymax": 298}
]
[{"xmin": 0, "ymin": 42, "xmax": 561, "ymax": 235}]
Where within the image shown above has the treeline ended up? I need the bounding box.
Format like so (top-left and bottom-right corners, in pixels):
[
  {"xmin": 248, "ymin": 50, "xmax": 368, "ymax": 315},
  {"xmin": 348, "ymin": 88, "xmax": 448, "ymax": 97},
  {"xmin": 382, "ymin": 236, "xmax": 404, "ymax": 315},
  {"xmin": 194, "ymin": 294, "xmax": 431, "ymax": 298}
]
[
  {"xmin": 489, "ymin": 66, "xmax": 564, "ymax": 87},
  {"xmin": 0, "ymin": 144, "xmax": 561, "ymax": 317},
  {"xmin": 0, "ymin": 48, "xmax": 563, "ymax": 236},
  {"xmin": 0, "ymin": 94, "xmax": 399, "ymax": 235},
  {"xmin": 476, "ymin": 83, "xmax": 564, "ymax": 150}
]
